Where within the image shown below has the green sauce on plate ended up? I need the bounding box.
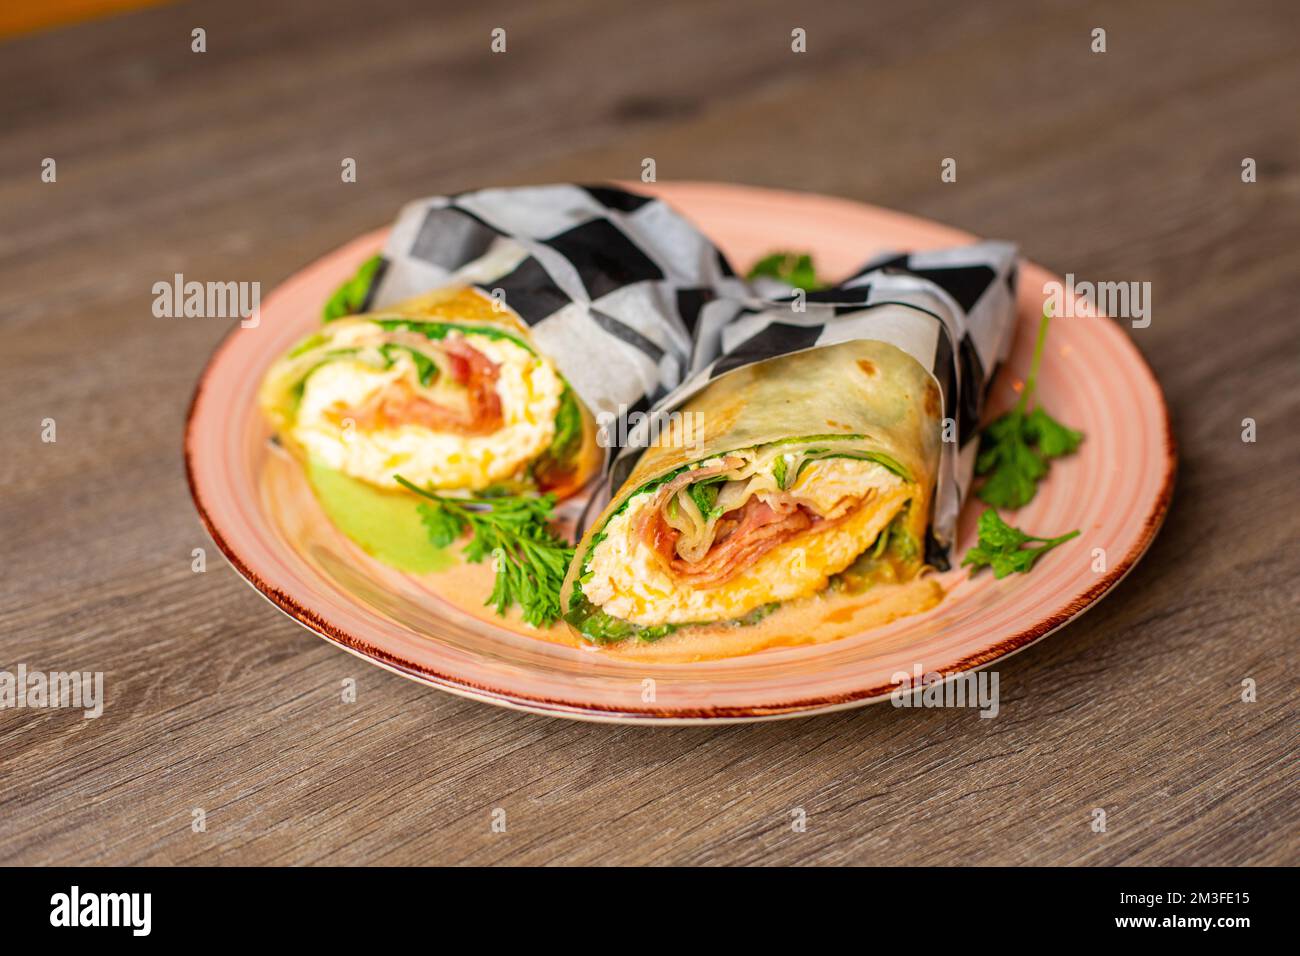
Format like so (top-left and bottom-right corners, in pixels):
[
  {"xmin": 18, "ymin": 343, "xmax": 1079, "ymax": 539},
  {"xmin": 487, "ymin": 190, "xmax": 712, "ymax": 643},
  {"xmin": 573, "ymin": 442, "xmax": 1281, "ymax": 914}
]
[{"xmin": 305, "ymin": 459, "xmax": 453, "ymax": 574}]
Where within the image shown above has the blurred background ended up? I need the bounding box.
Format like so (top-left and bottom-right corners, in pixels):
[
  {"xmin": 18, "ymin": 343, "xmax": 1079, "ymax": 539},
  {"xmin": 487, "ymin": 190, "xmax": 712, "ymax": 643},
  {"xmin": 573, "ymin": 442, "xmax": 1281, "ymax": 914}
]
[{"xmin": 0, "ymin": 0, "xmax": 1295, "ymax": 865}]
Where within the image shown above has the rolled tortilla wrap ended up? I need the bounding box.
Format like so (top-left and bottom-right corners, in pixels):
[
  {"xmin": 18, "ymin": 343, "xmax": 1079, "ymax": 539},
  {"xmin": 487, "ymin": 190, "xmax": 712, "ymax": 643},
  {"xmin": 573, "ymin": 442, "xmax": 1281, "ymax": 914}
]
[
  {"xmin": 561, "ymin": 339, "xmax": 944, "ymax": 644},
  {"xmin": 259, "ymin": 286, "xmax": 601, "ymax": 498}
]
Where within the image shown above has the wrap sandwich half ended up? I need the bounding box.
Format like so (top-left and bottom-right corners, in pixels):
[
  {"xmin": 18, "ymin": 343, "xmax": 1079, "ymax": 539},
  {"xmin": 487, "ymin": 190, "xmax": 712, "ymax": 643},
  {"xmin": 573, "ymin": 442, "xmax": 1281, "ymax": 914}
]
[
  {"xmin": 562, "ymin": 339, "xmax": 943, "ymax": 643},
  {"xmin": 259, "ymin": 286, "xmax": 601, "ymax": 498}
]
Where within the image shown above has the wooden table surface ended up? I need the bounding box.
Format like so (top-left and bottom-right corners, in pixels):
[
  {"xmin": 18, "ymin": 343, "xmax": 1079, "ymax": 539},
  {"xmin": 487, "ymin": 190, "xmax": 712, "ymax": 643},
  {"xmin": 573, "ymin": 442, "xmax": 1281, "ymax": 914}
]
[{"xmin": 1, "ymin": 0, "xmax": 1296, "ymax": 866}]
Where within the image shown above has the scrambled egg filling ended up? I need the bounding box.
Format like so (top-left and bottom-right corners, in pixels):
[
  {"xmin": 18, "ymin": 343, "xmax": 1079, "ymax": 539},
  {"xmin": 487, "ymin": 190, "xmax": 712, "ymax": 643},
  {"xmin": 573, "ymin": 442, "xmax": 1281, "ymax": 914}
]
[
  {"xmin": 583, "ymin": 456, "xmax": 911, "ymax": 626},
  {"xmin": 292, "ymin": 330, "xmax": 563, "ymax": 491}
]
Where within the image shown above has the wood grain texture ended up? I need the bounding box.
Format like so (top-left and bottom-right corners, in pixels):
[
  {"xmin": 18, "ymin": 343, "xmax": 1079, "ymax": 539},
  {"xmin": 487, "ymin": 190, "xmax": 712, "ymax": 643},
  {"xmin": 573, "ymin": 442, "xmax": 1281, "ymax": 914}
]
[{"xmin": 0, "ymin": 0, "xmax": 1297, "ymax": 866}]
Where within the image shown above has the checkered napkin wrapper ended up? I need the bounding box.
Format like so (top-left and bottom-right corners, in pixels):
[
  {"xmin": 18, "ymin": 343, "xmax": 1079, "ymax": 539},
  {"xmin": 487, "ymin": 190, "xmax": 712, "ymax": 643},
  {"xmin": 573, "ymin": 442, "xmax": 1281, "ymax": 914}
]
[
  {"xmin": 595, "ymin": 242, "xmax": 1021, "ymax": 565},
  {"xmin": 363, "ymin": 184, "xmax": 747, "ymax": 443}
]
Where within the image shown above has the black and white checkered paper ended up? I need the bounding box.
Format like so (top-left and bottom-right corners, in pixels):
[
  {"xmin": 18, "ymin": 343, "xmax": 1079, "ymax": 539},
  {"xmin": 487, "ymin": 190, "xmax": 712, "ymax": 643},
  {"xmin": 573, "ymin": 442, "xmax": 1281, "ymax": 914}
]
[
  {"xmin": 603, "ymin": 241, "xmax": 1021, "ymax": 565},
  {"xmin": 359, "ymin": 184, "xmax": 1016, "ymax": 563},
  {"xmin": 365, "ymin": 184, "xmax": 746, "ymax": 432}
]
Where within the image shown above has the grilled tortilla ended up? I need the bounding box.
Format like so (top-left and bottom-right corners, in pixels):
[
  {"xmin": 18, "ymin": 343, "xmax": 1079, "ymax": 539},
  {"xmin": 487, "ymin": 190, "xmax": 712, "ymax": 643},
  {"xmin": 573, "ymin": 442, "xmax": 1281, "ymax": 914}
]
[{"xmin": 561, "ymin": 340, "xmax": 943, "ymax": 643}]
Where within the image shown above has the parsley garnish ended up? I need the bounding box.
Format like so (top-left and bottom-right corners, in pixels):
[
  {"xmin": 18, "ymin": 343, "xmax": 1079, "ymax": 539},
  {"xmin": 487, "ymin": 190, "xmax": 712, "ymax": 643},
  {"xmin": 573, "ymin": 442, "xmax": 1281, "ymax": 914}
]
[
  {"xmin": 975, "ymin": 304, "xmax": 1083, "ymax": 509},
  {"xmin": 747, "ymin": 251, "xmax": 823, "ymax": 290},
  {"xmin": 394, "ymin": 476, "xmax": 573, "ymax": 627},
  {"xmin": 323, "ymin": 254, "xmax": 384, "ymax": 322},
  {"xmin": 962, "ymin": 509, "xmax": 1079, "ymax": 579}
]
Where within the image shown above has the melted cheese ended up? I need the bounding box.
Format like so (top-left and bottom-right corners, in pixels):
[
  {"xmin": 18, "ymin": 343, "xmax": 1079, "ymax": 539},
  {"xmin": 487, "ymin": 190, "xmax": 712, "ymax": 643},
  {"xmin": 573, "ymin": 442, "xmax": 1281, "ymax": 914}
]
[
  {"xmin": 292, "ymin": 331, "xmax": 563, "ymax": 491},
  {"xmin": 584, "ymin": 458, "xmax": 910, "ymax": 626}
]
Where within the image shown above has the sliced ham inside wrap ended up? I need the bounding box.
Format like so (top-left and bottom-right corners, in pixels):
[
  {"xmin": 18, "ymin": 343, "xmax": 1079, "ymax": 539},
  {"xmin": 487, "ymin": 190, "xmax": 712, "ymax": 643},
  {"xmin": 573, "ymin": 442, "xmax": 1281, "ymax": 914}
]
[{"xmin": 561, "ymin": 340, "xmax": 944, "ymax": 644}]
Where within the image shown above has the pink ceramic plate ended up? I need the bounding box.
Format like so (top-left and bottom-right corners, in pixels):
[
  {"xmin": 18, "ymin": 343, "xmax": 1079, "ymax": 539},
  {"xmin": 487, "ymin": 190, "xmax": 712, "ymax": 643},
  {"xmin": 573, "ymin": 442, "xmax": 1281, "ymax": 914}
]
[{"xmin": 185, "ymin": 182, "xmax": 1175, "ymax": 723}]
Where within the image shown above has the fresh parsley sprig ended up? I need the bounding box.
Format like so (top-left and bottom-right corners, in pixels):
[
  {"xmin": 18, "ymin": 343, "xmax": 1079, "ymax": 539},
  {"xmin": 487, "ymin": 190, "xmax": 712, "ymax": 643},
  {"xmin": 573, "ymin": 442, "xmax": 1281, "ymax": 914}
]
[
  {"xmin": 323, "ymin": 254, "xmax": 384, "ymax": 322},
  {"xmin": 394, "ymin": 476, "xmax": 573, "ymax": 627},
  {"xmin": 747, "ymin": 251, "xmax": 823, "ymax": 290},
  {"xmin": 962, "ymin": 509, "xmax": 1079, "ymax": 579},
  {"xmin": 975, "ymin": 303, "xmax": 1083, "ymax": 509}
]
